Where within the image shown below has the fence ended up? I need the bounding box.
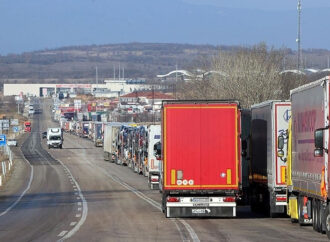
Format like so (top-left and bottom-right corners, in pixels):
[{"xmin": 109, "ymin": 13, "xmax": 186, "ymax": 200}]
[{"xmin": 0, "ymin": 145, "xmax": 13, "ymax": 186}]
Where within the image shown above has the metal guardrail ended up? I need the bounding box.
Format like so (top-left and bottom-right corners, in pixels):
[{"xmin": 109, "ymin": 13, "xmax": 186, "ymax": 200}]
[{"xmin": 0, "ymin": 145, "xmax": 14, "ymax": 186}]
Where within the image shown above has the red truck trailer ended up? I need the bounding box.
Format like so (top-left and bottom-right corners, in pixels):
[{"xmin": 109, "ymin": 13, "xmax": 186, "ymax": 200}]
[{"xmin": 161, "ymin": 100, "xmax": 244, "ymax": 218}]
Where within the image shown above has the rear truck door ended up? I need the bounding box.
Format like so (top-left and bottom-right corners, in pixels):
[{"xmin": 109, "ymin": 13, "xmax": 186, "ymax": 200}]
[
  {"xmin": 164, "ymin": 104, "xmax": 201, "ymax": 188},
  {"xmin": 164, "ymin": 103, "xmax": 240, "ymax": 190},
  {"xmin": 274, "ymin": 103, "xmax": 291, "ymax": 187},
  {"xmin": 200, "ymin": 104, "xmax": 240, "ymax": 189}
]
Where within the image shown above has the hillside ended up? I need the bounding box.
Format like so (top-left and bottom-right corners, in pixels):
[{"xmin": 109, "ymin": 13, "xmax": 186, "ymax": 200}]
[{"xmin": 0, "ymin": 43, "xmax": 329, "ymax": 84}]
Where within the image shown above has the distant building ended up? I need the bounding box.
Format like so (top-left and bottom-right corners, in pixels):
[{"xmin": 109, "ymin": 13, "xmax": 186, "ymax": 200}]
[
  {"xmin": 119, "ymin": 91, "xmax": 174, "ymax": 104},
  {"xmin": 3, "ymin": 79, "xmax": 152, "ymax": 97}
]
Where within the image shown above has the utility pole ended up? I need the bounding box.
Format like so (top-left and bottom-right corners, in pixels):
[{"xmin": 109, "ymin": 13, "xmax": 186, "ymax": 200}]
[
  {"xmin": 175, "ymin": 63, "xmax": 178, "ymax": 82},
  {"xmin": 297, "ymin": 0, "xmax": 302, "ymax": 71},
  {"xmin": 118, "ymin": 63, "xmax": 121, "ymax": 80},
  {"xmin": 95, "ymin": 66, "xmax": 98, "ymax": 89},
  {"xmin": 113, "ymin": 64, "xmax": 116, "ymax": 79},
  {"xmin": 328, "ymin": 56, "xmax": 330, "ymax": 69}
]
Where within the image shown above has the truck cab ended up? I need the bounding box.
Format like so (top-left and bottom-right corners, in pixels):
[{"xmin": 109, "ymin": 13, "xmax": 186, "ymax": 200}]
[
  {"xmin": 24, "ymin": 121, "xmax": 31, "ymax": 132},
  {"xmin": 47, "ymin": 128, "xmax": 63, "ymax": 149}
]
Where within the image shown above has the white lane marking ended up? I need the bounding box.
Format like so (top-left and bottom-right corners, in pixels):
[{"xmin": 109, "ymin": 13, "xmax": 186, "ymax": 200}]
[
  {"xmin": 96, "ymin": 167, "xmax": 200, "ymax": 242},
  {"xmin": 179, "ymin": 219, "xmax": 200, "ymax": 242},
  {"xmin": 75, "ymin": 214, "xmax": 81, "ymax": 218},
  {"xmin": 56, "ymin": 159, "xmax": 88, "ymax": 241},
  {"xmin": 0, "ymin": 145, "xmax": 34, "ymax": 217},
  {"xmin": 172, "ymin": 219, "xmax": 188, "ymax": 242},
  {"xmin": 74, "ymin": 192, "xmax": 78, "ymax": 195},
  {"xmin": 36, "ymin": 149, "xmax": 88, "ymax": 242},
  {"xmin": 70, "ymin": 222, "xmax": 77, "ymax": 227},
  {"xmin": 76, "ymin": 197, "xmax": 81, "ymax": 200},
  {"xmin": 77, "ymin": 202, "xmax": 82, "ymax": 206},
  {"xmin": 74, "ymin": 188, "xmax": 77, "ymax": 191},
  {"xmin": 58, "ymin": 231, "xmax": 68, "ymax": 237},
  {"xmin": 77, "ymin": 207, "xmax": 82, "ymax": 211}
]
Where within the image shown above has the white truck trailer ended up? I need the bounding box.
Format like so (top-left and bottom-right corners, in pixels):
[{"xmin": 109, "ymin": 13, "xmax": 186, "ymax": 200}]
[
  {"xmin": 103, "ymin": 123, "xmax": 122, "ymax": 162},
  {"xmin": 250, "ymin": 100, "xmax": 291, "ymax": 216},
  {"xmin": 147, "ymin": 124, "xmax": 161, "ymax": 190}
]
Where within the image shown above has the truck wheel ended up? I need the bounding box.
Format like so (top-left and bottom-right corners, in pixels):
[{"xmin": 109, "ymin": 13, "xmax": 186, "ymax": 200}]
[
  {"xmin": 60, "ymin": 144, "xmax": 62, "ymax": 149},
  {"xmin": 324, "ymin": 204, "xmax": 330, "ymax": 239},
  {"xmin": 298, "ymin": 196, "xmax": 306, "ymax": 225},
  {"xmin": 313, "ymin": 199, "xmax": 322, "ymax": 232},
  {"xmin": 48, "ymin": 145, "xmax": 51, "ymax": 149},
  {"xmin": 312, "ymin": 199, "xmax": 319, "ymax": 232},
  {"xmin": 162, "ymin": 192, "xmax": 167, "ymax": 214}
]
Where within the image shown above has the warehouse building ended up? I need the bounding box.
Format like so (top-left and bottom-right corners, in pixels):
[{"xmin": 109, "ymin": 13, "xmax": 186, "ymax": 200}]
[{"xmin": 3, "ymin": 79, "xmax": 151, "ymax": 97}]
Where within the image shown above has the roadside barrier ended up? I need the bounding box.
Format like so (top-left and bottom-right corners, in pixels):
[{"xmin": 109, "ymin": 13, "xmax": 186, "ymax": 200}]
[{"xmin": 0, "ymin": 145, "xmax": 13, "ymax": 187}]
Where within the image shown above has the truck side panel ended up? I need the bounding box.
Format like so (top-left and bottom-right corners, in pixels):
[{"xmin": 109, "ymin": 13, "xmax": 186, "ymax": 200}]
[
  {"xmin": 291, "ymin": 83, "xmax": 325, "ymax": 198},
  {"xmin": 274, "ymin": 103, "xmax": 291, "ymax": 187}
]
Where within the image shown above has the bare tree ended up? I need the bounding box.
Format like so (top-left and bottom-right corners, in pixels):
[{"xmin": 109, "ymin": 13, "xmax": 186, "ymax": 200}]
[{"xmin": 179, "ymin": 43, "xmax": 291, "ymax": 108}]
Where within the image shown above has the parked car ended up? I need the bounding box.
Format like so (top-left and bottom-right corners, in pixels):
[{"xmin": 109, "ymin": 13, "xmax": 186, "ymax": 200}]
[
  {"xmin": 42, "ymin": 131, "xmax": 47, "ymax": 139},
  {"xmin": 7, "ymin": 139, "xmax": 17, "ymax": 147}
]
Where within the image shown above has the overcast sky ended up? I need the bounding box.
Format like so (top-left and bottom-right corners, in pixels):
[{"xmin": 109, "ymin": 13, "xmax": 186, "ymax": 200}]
[{"xmin": 0, "ymin": 0, "xmax": 329, "ymax": 55}]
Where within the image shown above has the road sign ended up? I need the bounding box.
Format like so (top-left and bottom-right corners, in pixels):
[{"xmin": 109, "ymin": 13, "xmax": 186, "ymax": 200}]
[
  {"xmin": 0, "ymin": 135, "xmax": 6, "ymax": 146},
  {"xmin": 10, "ymin": 119, "xmax": 19, "ymax": 126},
  {"xmin": 13, "ymin": 126, "xmax": 19, "ymax": 133},
  {"xmin": 0, "ymin": 120, "xmax": 10, "ymax": 130}
]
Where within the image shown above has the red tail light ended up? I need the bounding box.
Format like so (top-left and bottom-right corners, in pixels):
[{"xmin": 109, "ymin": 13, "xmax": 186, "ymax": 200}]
[
  {"xmin": 156, "ymin": 157, "xmax": 161, "ymax": 160},
  {"xmin": 167, "ymin": 197, "xmax": 180, "ymax": 202},
  {"xmin": 151, "ymin": 178, "xmax": 159, "ymax": 182},
  {"xmin": 224, "ymin": 197, "xmax": 235, "ymax": 202},
  {"xmin": 276, "ymin": 197, "xmax": 286, "ymax": 202}
]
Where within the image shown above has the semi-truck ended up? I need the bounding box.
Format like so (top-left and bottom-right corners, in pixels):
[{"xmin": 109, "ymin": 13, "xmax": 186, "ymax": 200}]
[
  {"xmin": 47, "ymin": 127, "xmax": 63, "ymax": 149},
  {"xmin": 250, "ymin": 101, "xmax": 291, "ymax": 216},
  {"xmin": 103, "ymin": 123, "xmax": 123, "ymax": 162},
  {"xmin": 161, "ymin": 100, "xmax": 245, "ymax": 218},
  {"xmin": 94, "ymin": 122, "xmax": 103, "ymax": 147},
  {"xmin": 147, "ymin": 124, "xmax": 161, "ymax": 189},
  {"xmin": 280, "ymin": 76, "xmax": 330, "ymax": 237},
  {"xmin": 24, "ymin": 121, "xmax": 31, "ymax": 132}
]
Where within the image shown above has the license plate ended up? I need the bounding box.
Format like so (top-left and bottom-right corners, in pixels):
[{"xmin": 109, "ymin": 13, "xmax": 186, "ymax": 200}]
[
  {"xmin": 193, "ymin": 203, "xmax": 209, "ymax": 207},
  {"xmin": 192, "ymin": 198, "xmax": 209, "ymax": 203},
  {"xmin": 192, "ymin": 208, "xmax": 211, "ymax": 214}
]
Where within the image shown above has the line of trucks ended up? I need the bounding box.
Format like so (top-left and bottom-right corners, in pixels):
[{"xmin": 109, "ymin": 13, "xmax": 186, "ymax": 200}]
[{"xmin": 53, "ymin": 75, "xmax": 330, "ymax": 239}]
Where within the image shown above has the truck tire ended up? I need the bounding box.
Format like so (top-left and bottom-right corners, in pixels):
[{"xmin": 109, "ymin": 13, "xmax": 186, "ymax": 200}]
[
  {"xmin": 162, "ymin": 192, "xmax": 167, "ymax": 214},
  {"xmin": 298, "ymin": 196, "xmax": 306, "ymax": 225},
  {"xmin": 48, "ymin": 145, "xmax": 51, "ymax": 149},
  {"xmin": 313, "ymin": 199, "xmax": 322, "ymax": 232},
  {"xmin": 324, "ymin": 204, "xmax": 330, "ymax": 239},
  {"xmin": 60, "ymin": 144, "xmax": 62, "ymax": 149}
]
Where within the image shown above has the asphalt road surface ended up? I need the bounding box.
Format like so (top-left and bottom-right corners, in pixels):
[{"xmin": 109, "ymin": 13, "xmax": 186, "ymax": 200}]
[{"xmin": 0, "ymin": 99, "xmax": 328, "ymax": 241}]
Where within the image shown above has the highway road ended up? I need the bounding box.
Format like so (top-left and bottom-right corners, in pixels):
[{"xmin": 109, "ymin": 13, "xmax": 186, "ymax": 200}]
[{"xmin": 0, "ymin": 99, "xmax": 328, "ymax": 241}]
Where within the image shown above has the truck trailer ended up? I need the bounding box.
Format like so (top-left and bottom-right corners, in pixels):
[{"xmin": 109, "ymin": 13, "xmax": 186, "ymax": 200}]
[
  {"xmin": 103, "ymin": 123, "xmax": 124, "ymax": 163},
  {"xmin": 282, "ymin": 76, "xmax": 330, "ymax": 237},
  {"xmin": 161, "ymin": 100, "xmax": 245, "ymax": 218},
  {"xmin": 147, "ymin": 124, "xmax": 161, "ymax": 189},
  {"xmin": 250, "ymin": 101, "xmax": 291, "ymax": 216},
  {"xmin": 94, "ymin": 122, "xmax": 104, "ymax": 147}
]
